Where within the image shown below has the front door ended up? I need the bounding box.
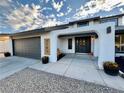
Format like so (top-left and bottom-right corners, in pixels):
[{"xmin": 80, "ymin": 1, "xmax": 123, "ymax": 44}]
[{"xmin": 75, "ymin": 37, "xmax": 91, "ymax": 53}]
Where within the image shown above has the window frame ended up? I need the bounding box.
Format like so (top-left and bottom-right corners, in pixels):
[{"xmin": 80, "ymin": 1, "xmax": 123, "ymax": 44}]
[
  {"xmin": 101, "ymin": 18, "xmax": 118, "ymax": 26},
  {"xmin": 68, "ymin": 38, "xmax": 72, "ymax": 49},
  {"xmin": 115, "ymin": 34, "xmax": 124, "ymax": 53},
  {"xmin": 77, "ymin": 21, "xmax": 89, "ymax": 27}
]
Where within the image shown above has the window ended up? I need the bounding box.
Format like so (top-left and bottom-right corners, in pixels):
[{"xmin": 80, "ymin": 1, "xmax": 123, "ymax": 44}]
[
  {"xmin": 101, "ymin": 18, "xmax": 118, "ymax": 26},
  {"xmin": 68, "ymin": 39, "xmax": 72, "ymax": 49},
  {"xmin": 115, "ymin": 34, "xmax": 124, "ymax": 52},
  {"xmin": 44, "ymin": 39, "xmax": 50, "ymax": 55},
  {"xmin": 77, "ymin": 21, "xmax": 89, "ymax": 27}
]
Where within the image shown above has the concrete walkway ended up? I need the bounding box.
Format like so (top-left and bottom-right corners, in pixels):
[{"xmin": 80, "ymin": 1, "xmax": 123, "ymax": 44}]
[
  {"xmin": 0, "ymin": 56, "xmax": 39, "ymax": 80},
  {"xmin": 30, "ymin": 54, "xmax": 124, "ymax": 91}
]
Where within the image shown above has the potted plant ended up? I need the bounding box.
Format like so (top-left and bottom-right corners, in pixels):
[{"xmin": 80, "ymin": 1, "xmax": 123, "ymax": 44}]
[
  {"xmin": 4, "ymin": 52, "xmax": 11, "ymax": 57},
  {"xmin": 42, "ymin": 56, "xmax": 49, "ymax": 64},
  {"xmin": 119, "ymin": 70, "xmax": 124, "ymax": 78},
  {"xmin": 103, "ymin": 61, "xmax": 119, "ymax": 76}
]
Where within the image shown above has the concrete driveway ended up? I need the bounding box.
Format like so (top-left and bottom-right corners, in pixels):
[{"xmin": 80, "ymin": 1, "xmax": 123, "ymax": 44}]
[
  {"xmin": 0, "ymin": 56, "xmax": 39, "ymax": 80},
  {"xmin": 30, "ymin": 54, "xmax": 124, "ymax": 91}
]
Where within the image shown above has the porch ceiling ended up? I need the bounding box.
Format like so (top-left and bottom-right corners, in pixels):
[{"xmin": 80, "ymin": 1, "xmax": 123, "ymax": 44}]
[{"xmin": 58, "ymin": 32, "xmax": 98, "ymax": 37}]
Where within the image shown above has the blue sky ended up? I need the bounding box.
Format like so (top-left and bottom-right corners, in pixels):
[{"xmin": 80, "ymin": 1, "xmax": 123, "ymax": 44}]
[{"xmin": 0, "ymin": 0, "xmax": 124, "ymax": 33}]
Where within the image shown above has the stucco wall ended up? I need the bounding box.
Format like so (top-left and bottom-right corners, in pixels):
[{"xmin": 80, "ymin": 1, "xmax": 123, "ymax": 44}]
[
  {"xmin": 58, "ymin": 36, "xmax": 75, "ymax": 53},
  {"xmin": 41, "ymin": 32, "xmax": 50, "ymax": 58},
  {"xmin": 94, "ymin": 38, "xmax": 99, "ymax": 57},
  {"xmin": 118, "ymin": 16, "xmax": 124, "ymax": 26},
  {"xmin": 0, "ymin": 39, "xmax": 12, "ymax": 53},
  {"xmin": 0, "ymin": 38, "xmax": 13, "ymax": 57},
  {"xmin": 0, "ymin": 41, "xmax": 5, "ymax": 52}
]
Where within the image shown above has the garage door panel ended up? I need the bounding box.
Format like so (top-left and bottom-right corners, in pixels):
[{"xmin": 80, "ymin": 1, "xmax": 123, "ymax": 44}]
[{"xmin": 13, "ymin": 37, "xmax": 41, "ymax": 59}]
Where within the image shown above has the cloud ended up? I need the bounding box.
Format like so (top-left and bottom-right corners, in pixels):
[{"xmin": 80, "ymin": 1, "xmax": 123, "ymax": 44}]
[
  {"xmin": 6, "ymin": 3, "xmax": 62, "ymax": 31},
  {"xmin": 6, "ymin": 4, "xmax": 45, "ymax": 31},
  {"xmin": 74, "ymin": 0, "xmax": 124, "ymax": 19},
  {"xmin": 0, "ymin": 0, "xmax": 11, "ymax": 6},
  {"xmin": 57, "ymin": 12, "xmax": 64, "ymax": 17},
  {"xmin": 42, "ymin": 18, "xmax": 62, "ymax": 27},
  {"xmin": 45, "ymin": 0, "xmax": 50, "ymax": 3},
  {"xmin": 56, "ymin": 6, "xmax": 72, "ymax": 17},
  {"xmin": 42, "ymin": 7, "xmax": 52, "ymax": 11},
  {"xmin": 52, "ymin": 0, "xmax": 64, "ymax": 12}
]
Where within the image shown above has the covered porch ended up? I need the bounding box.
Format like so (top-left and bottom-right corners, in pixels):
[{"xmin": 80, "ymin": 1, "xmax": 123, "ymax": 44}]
[
  {"xmin": 57, "ymin": 32, "xmax": 99, "ymax": 57},
  {"xmin": 49, "ymin": 22, "xmax": 115, "ymax": 69}
]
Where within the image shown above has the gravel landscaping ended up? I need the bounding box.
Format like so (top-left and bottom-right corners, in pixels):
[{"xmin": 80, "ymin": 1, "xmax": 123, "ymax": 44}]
[{"xmin": 0, "ymin": 68, "xmax": 123, "ymax": 93}]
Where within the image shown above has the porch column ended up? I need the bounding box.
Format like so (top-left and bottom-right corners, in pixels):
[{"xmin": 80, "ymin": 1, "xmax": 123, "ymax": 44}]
[
  {"xmin": 8, "ymin": 38, "xmax": 13, "ymax": 55},
  {"xmin": 98, "ymin": 27, "xmax": 115, "ymax": 69},
  {"xmin": 41, "ymin": 35, "xmax": 44, "ymax": 58},
  {"xmin": 50, "ymin": 33, "xmax": 57, "ymax": 62}
]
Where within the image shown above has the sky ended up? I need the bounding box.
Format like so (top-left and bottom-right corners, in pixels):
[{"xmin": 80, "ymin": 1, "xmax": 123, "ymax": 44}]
[{"xmin": 0, "ymin": 0, "xmax": 124, "ymax": 33}]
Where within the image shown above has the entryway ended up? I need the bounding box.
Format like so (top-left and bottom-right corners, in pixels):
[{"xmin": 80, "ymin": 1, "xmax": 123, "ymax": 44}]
[{"xmin": 75, "ymin": 37, "xmax": 91, "ymax": 53}]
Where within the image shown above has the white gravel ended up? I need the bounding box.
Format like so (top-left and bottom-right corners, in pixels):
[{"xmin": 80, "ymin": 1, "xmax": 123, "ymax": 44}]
[{"xmin": 0, "ymin": 68, "xmax": 123, "ymax": 93}]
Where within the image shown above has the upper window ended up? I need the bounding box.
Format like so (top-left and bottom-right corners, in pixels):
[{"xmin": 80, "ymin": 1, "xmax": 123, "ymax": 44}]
[
  {"xmin": 77, "ymin": 21, "xmax": 89, "ymax": 27},
  {"xmin": 115, "ymin": 34, "xmax": 124, "ymax": 53},
  {"xmin": 101, "ymin": 18, "xmax": 118, "ymax": 26},
  {"xmin": 68, "ymin": 38, "xmax": 72, "ymax": 49}
]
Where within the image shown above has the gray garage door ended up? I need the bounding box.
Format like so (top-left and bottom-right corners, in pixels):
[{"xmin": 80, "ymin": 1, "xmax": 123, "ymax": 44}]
[{"xmin": 13, "ymin": 37, "xmax": 41, "ymax": 59}]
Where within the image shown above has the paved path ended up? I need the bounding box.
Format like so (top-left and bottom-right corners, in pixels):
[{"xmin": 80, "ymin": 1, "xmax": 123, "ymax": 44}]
[{"xmin": 30, "ymin": 54, "xmax": 124, "ymax": 91}]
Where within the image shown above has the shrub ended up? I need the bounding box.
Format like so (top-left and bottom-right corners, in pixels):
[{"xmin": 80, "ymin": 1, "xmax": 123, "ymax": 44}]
[
  {"xmin": 4, "ymin": 52, "xmax": 11, "ymax": 57},
  {"xmin": 42, "ymin": 56, "xmax": 49, "ymax": 64},
  {"xmin": 57, "ymin": 53, "xmax": 65, "ymax": 61},
  {"xmin": 103, "ymin": 61, "xmax": 119, "ymax": 76}
]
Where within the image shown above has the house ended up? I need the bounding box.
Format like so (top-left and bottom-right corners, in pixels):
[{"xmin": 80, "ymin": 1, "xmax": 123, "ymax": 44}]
[{"xmin": 0, "ymin": 14, "xmax": 124, "ymax": 69}]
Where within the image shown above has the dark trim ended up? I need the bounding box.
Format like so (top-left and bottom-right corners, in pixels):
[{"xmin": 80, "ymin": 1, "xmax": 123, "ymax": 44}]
[
  {"xmin": 12, "ymin": 39, "xmax": 15, "ymax": 56},
  {"xmin": 11, "ymin": 25, "xmax": 69, "ymax": 37},
  {"xmin": 0, "ymin": 34, "xmax": 10, "ymax": 36},
  {"xmin": 116, "ymin": 30, "xmax": 124, "ymax": 34},
  {"xmin": 59, "ymin": 32, "xmax": 98, "ymax": 37},
  {"xmin": 115, "ymin": 52, "xmax": 124, "ymax": 53},
  {"xmin": 69, "ymin": 17, "xmax": 100, "ymax": 24},
  {"xmin": 101, "ymin": 13, "xmax": 124, "ymax": 19}
]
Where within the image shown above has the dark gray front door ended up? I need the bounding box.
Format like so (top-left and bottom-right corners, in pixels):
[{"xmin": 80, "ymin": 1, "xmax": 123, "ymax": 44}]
[
  {"xmin": 13, "ymin": 37, "xmax": 41, "ymax": 59},
  {"xmin": 75, "ymin": 37, "xmax": 91, "ymax": 53}
]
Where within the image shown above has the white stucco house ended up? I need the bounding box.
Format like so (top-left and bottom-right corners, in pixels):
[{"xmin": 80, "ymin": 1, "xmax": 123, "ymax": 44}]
[{"xmin": 0, "ymin": 14, "xmax": 124, "ymax": 69}]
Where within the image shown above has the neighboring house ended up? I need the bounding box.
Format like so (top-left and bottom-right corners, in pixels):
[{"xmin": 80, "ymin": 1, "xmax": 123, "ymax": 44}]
[{"xmin": 0, "ymin": 14, "xmax": 124, "ymax": 69}]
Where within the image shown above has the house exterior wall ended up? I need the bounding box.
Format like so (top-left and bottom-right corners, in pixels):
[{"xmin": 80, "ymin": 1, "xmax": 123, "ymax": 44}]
[
  {"xmin": 41, "ymin": 32, "xmax": 50, "ymax": 58},
  {"xmin": 94, "ymin": 38, "xmax": 99, "ymax": 57},
  {"xmin": 58, "ymin": 36, "xmax": 75, "ymax": 53},
  {"xmin": 50, "ymin": 22, "xmax": 115, "ymax": 69},
  {"xmin": 0, "ymin": 41, "xmax": 5, "ymax": 52},
  {"xmin": 0, "ymin": 38, "xmax": 13, "ymax": 56},
  {"xmin": 122, "ymin": 16, "xmax": 124, "ymax": 26},
  {"xmin": 118, "ymin": 16, "xmax": 124, "ymax": 26},
  {"xmin": 118, "ymin": 17, "xmax": 123, "ymax": 26}
]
